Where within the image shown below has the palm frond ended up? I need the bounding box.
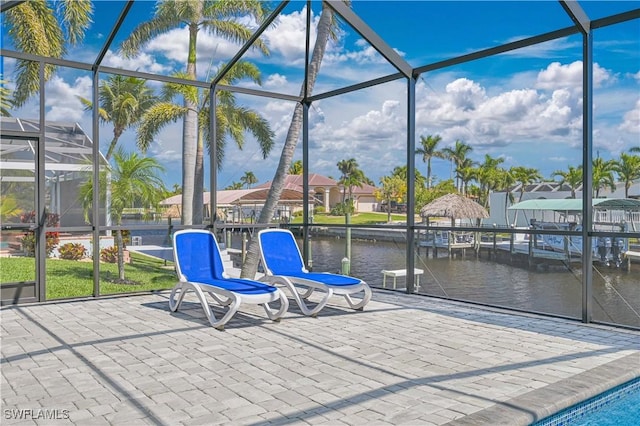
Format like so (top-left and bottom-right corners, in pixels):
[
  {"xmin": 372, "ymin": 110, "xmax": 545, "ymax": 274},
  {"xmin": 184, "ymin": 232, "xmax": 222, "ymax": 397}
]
[{"xmin": 137, "ymin": 103, "xmax": 187, "ymax": 153}]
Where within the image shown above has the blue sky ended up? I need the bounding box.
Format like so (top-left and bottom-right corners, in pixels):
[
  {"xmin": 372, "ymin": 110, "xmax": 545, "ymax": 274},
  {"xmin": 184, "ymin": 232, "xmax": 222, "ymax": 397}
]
[{"xmin": 2, "ymin": 1, "xmax": 639, "ymax": 190}]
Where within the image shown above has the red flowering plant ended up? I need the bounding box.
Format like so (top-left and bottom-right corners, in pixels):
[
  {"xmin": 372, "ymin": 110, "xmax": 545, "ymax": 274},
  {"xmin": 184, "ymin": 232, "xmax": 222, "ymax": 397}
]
[{"xmin": 19, "ymin": 211, "xmax": 60, "ymax": 257}]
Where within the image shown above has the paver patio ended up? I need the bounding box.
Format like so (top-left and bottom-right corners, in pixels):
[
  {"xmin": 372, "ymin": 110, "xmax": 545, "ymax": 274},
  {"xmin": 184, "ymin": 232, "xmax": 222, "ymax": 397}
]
[{"xmin": 1, "ymin": 290, "xmax": 639, "ymax": 425}]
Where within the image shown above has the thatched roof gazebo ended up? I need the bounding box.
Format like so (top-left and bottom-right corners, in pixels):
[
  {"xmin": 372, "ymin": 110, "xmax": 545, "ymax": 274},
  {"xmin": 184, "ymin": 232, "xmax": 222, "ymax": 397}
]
[{"xmin": 420, "ymin": 193, "xmax": 489, "ymax": 226}]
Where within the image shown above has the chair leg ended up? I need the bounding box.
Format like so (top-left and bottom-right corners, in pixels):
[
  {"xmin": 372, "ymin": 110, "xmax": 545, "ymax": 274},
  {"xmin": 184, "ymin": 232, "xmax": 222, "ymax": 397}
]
[
  {"xmin": 283, "ymin": 278, "xmax": 332, "ymax": 317},
  {"xmin": 169, "ymin": 282, "xmax": 187, "ymax": 312},
  {"xmin": 343, "ymin": 284, "xmax": 372, "ymax": 311},
  {"xmin": 263, "ymin": 290, "xmax": 289, "ymax": 321}
]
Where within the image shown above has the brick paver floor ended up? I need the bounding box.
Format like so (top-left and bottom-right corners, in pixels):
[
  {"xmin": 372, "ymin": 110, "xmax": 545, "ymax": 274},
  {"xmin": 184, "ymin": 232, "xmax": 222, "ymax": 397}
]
[{"xmin": 2, "ymin": 290, "xmax": 639, "ymax": 425}]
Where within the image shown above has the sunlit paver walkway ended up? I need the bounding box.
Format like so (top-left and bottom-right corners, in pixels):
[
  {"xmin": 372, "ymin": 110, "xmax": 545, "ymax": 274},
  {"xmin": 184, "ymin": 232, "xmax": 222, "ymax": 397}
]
[{"xmin": 2, "ymin": 290, "xmax": 639, "ymax": 425}]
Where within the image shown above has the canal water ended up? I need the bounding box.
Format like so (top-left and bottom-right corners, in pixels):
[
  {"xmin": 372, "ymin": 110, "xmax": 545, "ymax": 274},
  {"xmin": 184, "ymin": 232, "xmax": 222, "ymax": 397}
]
[{"xmin": 305, "ymin": 236, "xmax": 640, "ymax": 328}]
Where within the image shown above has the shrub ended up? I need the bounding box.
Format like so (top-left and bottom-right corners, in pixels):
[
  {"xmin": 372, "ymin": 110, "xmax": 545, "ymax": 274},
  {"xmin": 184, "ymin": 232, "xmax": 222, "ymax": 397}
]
[
  {"xmin": 19, "ymin": 231, "xmax": 60, "ymax": 257},
  {"xmin": 314, "ymin": 206, "xmax": 325, "ymax": 214},
  {"xmin": 100, "ymin": 246, "xmax": 118, "ymax": 263},
  {"xmin": 58, "ymin": 243, "xmax": 87, "ymax": 260},
  {"xmin": 19, "ymin": 210, "xmax": 60, "ymax": 257}
]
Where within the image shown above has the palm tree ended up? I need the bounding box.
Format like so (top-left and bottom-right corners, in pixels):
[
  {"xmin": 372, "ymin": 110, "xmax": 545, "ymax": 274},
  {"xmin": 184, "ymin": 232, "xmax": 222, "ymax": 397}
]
[
  {"xmin": 3, "ymin": 0, "xmax": 93, "ymax": 107},
  {"xmin": 376, "ymin": 175, "xmax": 405, "ymax": 223},
  {"xmin": 415, "ymin": 134, "xmax": 444, "ymax": 189},
  {"xmin": 337, "ymin": 158, "xmax": 365, "ymax": 211},
  {"xmin": 552, "ymin": 165, "xmax": 583, "ymax": 198},
  {"xmin": 392, "ymin": 165, "xmax": 427, "ymax": 190},
  {"xmin": 442, "ymin": 140, "xmax": 473, "ymax": 192},
  {"xmin": 289, "ymin": 160, "xmax": 303, "ymax": 175},
  {"xmin": 511, "ymin": 166, "xmax": 543, "ymax": 201},
  {"xmin": 240, "ymin": 171, "xmax": 258, "ymax": 189},
  {"xmin": 476, "ymin": 154, "xmax": 505, "ymax": 208},
  {"xmin": 137, "ymin": 62, "xmax": 273, "ymax": 224},
  {"xmin": 121, "ymin": 0, "xmax": 270, "ymax": 226},
  {"xmin": 241, "ymin": 2, "xmax": 339, "ymax": 279},
  {"xmin": 78, "ymin": 75, "xmax": 157, "ymax": 161},
  {"xmin": 456, "ymin": 158, "xmax": 476, "ymax": 196},
  {"xmin": 79, "ymin": 148, "xmax": 166, "ymax": 282},
  {"xmin": 0, "ymin": 76, "xmax": 13, "ymax": 116},
  {"xmin": 614, "ymin": 153, "xmax": 640, "ymax": 198},
  {"xmin": 592, "ymin": 157, "xmax": 616, "ymax": 198},
  {"xmin": 225, "ymin": 182, "xmax": 244, "ymax": 190}
]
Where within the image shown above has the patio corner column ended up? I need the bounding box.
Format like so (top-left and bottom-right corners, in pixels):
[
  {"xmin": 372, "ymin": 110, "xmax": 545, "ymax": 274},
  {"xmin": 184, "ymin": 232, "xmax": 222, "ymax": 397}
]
[
  {"xmin": 92, "ymin": 69, "xmax": 101, "ymax": 297},
  {"xmin": 581, "ymin": 30, "xmax": 594, "ymax": 323},
  {"xmin": 406, "ymin": 76, "xmax": 416, "ymax": 293}
]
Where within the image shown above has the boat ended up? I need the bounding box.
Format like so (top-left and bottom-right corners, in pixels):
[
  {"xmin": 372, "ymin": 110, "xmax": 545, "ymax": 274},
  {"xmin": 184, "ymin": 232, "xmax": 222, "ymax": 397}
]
[{"xmin": 507, "ymin": 198, "xmax": 640, "ymax": 267}]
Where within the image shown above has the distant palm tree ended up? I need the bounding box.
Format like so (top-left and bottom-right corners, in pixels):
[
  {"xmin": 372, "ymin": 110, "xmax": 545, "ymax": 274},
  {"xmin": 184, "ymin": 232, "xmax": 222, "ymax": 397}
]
[
  {"xmin": 225, "ymin": 182, "xmax": 244, "ymax": 190},
  {"xmin": 392, "ymin": 165, "xmax": 427, "ymax": 189},
  {"xmin": 337, "ymin": 158, "xmax": 365, "ymax": 209},
  {"xmin": 592, "ymin": 157, "xmax": 616, "ymax": 198},
  {"xmin": 476, "ymin": 154, "xmax": 505, "ymax": 208},
  {"xmin": 377, "ymin": 175, "xmax": 405, "ymax": 223},
  {"xmin": 289, "ymin": 160, "xmax": 303, "ymax": 175},
  {"xmin": 630, "ymin": 147, "xmax": 640, "ymax": 153},
  {"xmin": 240, "ymin": 171, "xmax": 258, "ymax": 189},
  {"xmin": 614, "ymin": 153, "xmax": 640, "ymax": 198},
  {"xmin": 3, "ymin": 0, "xmax": 93, "ymax": 107},
  {"xmin": 79, "ymin": 149, "xmax": 166, "ymax": 282},
  {"xmin": 456, "ymin": 160, "xmax": 477, "ymax": 196},
  {"xmin": 121, "ymin": 0, "xmax": 270, "ymax": 226},
  {"xmin": 442, "ymin": 140, "xmax": 473, "ymax": 192},
  {"xmin": 511, "ymin": 166, "xmax": 543, "ymax": 201},
  {"xmin": 415, "ymin": 134, "xmax": 444, "ymax": 189},
  {"xmin": 79, "ymin": 75, "xmax": 157, "ymax": 161},
  {"xmin": 552, "ymin": 166, "xmax": 583, "ymax": 198}
]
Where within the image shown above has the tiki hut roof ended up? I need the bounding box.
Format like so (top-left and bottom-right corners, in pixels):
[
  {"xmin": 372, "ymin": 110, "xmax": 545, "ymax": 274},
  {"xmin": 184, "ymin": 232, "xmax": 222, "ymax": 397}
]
[{"xmin": 420, "ymin": 193, "xmax": 489, "ymax": 219}]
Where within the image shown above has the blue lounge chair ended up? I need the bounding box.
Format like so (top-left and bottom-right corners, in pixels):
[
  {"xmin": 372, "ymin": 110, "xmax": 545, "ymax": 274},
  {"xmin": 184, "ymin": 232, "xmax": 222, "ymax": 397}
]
[
  {"xmin": 170, "ymin": 230, "xmax": 289, "ymax": 330},
  {"xmin": 257, "ymin": 229, "xmax": 371, "ymax": 316}
]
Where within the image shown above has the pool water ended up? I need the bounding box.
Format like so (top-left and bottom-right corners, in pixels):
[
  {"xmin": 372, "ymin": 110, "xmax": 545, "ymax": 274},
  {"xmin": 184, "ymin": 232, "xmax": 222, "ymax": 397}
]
[{"xmin": 532, "ymin": 377, "xmax": 640, "ymax": 426}]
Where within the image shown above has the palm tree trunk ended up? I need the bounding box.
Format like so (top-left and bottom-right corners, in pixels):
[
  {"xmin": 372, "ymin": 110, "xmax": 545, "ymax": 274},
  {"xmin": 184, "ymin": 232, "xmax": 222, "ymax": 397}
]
[
  {"xmin": 105, "ymin": 133, "xmax": 121, "ymax": 161},
  {"xmin": 193, "ymin": 128, "xmax": 205, "ymax": 225},
  {"xmin": 116, "ymin": 229, "xmax": 125, "ymax": 281},
  {"xmin": 241, "ymin": 4, "xmax": 333, "ymax": 279},
  {"xmin": 181, "ymin": 22, "xmax": 199, "ymax": 226}
]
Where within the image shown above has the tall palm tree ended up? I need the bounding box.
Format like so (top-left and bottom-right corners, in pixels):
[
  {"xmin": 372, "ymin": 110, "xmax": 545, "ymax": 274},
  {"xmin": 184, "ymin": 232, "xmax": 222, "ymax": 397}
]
[
  {"xmin": 137, "ymin": 62, "xmax": 273, "ymax": 224},
  {"xmin": 415, "ymin": 134, "xmax": 444, "ymax": 189},
  {"xmin": 614, "ymin": 153, "xmax": 640, "ymax": 198},
  {"xmin": 592, "ymin": 157, "xmax": 616, "ymax": 198},
  {"xmin": 3, "ymin": 0, "xmax": 93, "ymax": 107},
  {"xmin": 240, "ymin": 171, "xmax": 258, "ymax": 189},
  {"xmin": 442, "ymin": 140, "xmax": 473, "ymax": 192},
  {"xmin": 289, "ymin": 160, "xmax": 303, "ymax": 175},
  {"xmin": 511, "ymin": 166, "xmax": 543, "ymax": 201},
  {"xmin": 552, "ymin": 165, "xmax": 583, "ymax": 198},
  {"xmin": 78, "ymin": 75, "xmax": 157, "ymax": 161},
  {"xmin": 121, "ymin": 0, "xmax": 270, "ymax": 226},
  {"xmin": 241, "ymin": 2, "xmax": 341, "ymax": 279},
  {"xmin": 79, "ymin": 148, "xmax": 166, "ymax": 282}
]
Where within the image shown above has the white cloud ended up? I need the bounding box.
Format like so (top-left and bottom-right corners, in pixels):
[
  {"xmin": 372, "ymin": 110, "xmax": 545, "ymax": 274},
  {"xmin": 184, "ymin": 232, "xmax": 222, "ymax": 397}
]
[
  {"xmin": 536, "ymin": 61, "xmax": 614, "ymax": 90},
  {"xmin": 619, "ymin": 99, "xmax": 640, "ymax": 135},
  {"xmin": 102, "ymin": 50, "xmax": 171, "ymax": 75},
  {"xmin": 262, "ymin": 8, "xmax": 317, "ymax": 65},
  {"xmin": 44, "ymin": 76, "xmax": 92, "ymax": 122}
]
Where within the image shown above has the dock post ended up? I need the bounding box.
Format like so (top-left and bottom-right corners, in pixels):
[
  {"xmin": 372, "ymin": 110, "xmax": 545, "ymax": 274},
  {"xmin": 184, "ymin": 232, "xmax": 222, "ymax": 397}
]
[
  {"xmin": 528, "ymin": 237, "xmax": 534, "ymax": 268},
  {"xmin": 448, "ymin": 231, "xmax": 452, "ymax": 258},
  {"xmin": 226, "ymin": 230, "xmax": 231, "ymax": 249}
]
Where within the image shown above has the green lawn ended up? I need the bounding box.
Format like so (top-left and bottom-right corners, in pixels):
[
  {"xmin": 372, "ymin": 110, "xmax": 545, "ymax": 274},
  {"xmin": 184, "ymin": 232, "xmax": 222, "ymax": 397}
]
[
  {"xmin": 294, "ymin": 212, "xmax": 414, "ymax": 225},
  {"xmin": 0, "ymin": 252, "xmax": 176, "ymax": 299}
]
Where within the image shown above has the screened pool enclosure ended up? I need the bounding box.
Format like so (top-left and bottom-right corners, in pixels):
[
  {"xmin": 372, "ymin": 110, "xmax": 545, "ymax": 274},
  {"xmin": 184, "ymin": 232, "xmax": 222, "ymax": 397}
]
[{"xmin": 1, "ymin": 1, "xmax": 639, "ymax": 329}]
